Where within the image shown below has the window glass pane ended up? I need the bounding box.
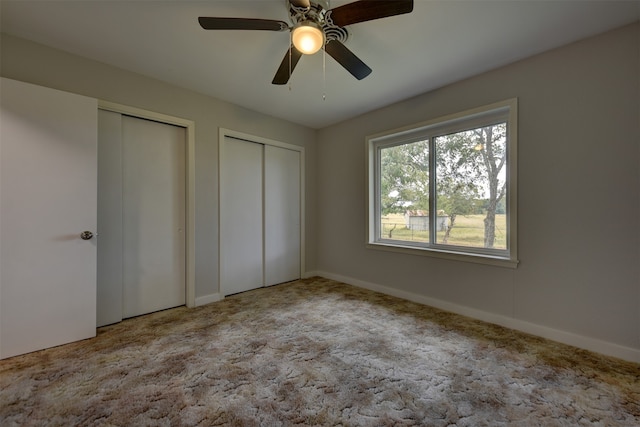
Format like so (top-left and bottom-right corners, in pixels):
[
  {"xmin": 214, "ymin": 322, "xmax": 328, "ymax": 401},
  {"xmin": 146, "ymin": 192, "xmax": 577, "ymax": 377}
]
[
  {"xmin": 368, "ymin": 100, "xmax": 517, "ymax": 265},
  {"xmin": 434, "ymin": 123, "xmax": 507, "ymax": 249},
  {"xmin": 379, "ymin": 140, "xmax": 429, "ymax": 243}
]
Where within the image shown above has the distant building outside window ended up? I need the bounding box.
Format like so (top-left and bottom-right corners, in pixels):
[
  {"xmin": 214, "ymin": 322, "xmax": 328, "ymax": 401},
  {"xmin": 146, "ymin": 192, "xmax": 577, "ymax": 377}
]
[{"xmin": 366, "ymin": 99, "xmax": 518, "ymax": 267}]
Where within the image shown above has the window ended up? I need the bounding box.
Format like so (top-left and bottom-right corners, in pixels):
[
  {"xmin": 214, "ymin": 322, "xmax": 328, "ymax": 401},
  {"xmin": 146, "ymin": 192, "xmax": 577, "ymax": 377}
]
[{"xmin": 367, "ymin": 99, "xmax": 518, "ymax": 267}]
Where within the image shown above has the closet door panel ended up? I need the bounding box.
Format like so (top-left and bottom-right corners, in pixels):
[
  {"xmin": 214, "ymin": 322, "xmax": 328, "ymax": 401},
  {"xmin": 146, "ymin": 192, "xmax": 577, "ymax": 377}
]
[
  {"xmin": 122, "ymin": 116, "xmax": 186, "ymax": 317},
  {"xmin": 97, "ymin": 110, "xmax": 124, "ymax": 327},
  {"xmin": 220, "ymin": 137, "xmax": 264, "ymax": 296},
  {"xmin": 264, "ymin": 145, "xmax": 301, "ymax": 286}
]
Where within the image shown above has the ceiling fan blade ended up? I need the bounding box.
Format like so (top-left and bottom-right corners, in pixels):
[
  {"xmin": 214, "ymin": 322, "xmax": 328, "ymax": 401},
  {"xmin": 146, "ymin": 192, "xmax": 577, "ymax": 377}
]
[
  {"xmin": 198, "ymin": 17, "xmax": 289, "ymax": 31},
  {"xmin": 329, "ymin": 0, "xmax": 414, "ymax": 27},
  {"xmin": 290, "ymin": 0, "xmax": 311, "ymax": 8},
  {"xmin": 324, "ymin": 39, "xmax": 372, "ymax": 80},
  {"xmin": 272, "ymin": 46, "xmax": 304, "ymax": 85}
]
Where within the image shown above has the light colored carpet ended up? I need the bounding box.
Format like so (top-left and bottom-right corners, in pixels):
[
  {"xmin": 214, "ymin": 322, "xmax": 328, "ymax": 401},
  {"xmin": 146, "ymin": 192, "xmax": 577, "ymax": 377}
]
[{"xmin": 1, "ymin": 277, "xmax": 639, "ymax": 426}]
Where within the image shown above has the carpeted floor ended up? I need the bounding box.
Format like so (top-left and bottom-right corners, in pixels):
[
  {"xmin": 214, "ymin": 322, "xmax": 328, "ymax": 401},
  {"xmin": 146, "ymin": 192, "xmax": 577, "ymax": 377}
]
[{"xmin": 1, "ymin": 277, "xmax": 639, "ymax": 426}]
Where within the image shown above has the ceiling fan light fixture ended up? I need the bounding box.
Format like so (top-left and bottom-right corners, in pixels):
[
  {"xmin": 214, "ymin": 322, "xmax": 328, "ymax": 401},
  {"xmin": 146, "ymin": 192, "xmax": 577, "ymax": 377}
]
[{"xmin": 292, "ymin": 21, "xmax": 325, "ymax": 55}]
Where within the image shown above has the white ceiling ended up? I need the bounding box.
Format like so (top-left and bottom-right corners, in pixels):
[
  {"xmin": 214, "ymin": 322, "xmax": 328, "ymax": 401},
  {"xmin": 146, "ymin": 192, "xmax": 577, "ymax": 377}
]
[{"xmin": 1, "ymin": 0, "xmax": 638, "ymax": 129}]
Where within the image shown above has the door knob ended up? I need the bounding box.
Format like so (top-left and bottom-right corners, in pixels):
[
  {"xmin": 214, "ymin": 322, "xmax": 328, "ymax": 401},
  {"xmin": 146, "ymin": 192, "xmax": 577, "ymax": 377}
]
[{"xmin": 80, "ymin": 231, "xmax": 94, "ymax": 240}]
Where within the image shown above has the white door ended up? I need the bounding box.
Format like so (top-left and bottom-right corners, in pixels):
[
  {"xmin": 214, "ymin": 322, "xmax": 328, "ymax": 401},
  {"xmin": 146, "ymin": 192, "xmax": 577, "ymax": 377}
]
[
  {"xmin": 219, "ymin": 135, "xmax": 302, "ymax": 297},
  {"xmin": 0, "ymin": 78, "xmax": 97, "ymax": 359},
  {"xmin": 219, "ymin": 136, "xmax": 263, "ymax": 296},
  {"xmin": 121, "ymin": 116, "xmax": 186, "ymax": 318},
  {"xmin": 97, "ymin": 112, "xmax": 186, "ymax": 323},
  {"xmin": 264, "ymin": 145, "xmax": 301, "ymax": 286},
  {"xmin": 97, "ymin": 110, "xmax": 123, "ymax": 326}
]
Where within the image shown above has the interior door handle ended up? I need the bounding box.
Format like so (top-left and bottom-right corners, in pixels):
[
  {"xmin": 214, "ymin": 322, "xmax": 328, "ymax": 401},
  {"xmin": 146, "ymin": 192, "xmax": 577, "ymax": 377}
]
[{"xmin": 80, "ymin": 231, "xmax": 94, "ymax": 240}]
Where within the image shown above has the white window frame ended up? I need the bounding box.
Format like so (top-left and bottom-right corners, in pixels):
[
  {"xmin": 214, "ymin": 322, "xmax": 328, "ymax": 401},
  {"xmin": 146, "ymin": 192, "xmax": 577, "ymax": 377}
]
[{"xmin": 366, "ymin": 99, "xmax": 518, "ymax": 268}]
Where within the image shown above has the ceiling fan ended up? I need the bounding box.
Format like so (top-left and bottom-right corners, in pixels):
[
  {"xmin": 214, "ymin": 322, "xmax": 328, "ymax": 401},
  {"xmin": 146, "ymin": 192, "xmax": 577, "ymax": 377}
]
[{"xmin": 198, "ymin": 0, "xmax": 414, "ymax": 85}]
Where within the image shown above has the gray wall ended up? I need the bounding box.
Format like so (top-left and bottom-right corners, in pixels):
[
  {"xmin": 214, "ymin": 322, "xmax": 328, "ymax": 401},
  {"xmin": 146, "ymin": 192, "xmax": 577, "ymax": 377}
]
[
  {"xmin": 2, "ymin": 23, "xmax": 639, "ymax": 359},
  {"xmin": 316, "ymin": 23, "xmax": 640, "ymax": 355},
  {"xmin": 0, "ymin": 33, "xmax": 318, "ymax": 301}
]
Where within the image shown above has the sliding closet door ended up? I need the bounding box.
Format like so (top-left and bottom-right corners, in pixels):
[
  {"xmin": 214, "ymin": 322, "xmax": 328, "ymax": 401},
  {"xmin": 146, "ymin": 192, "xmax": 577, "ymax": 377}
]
[
  {"xmin": 219, "ymin": 136, "xmax": 264, "ymax": 296},
  {"xmin": 219, "ymin": 134, "xmax": 302, "ymax": 296},
  {"xmin": 97, "ymin": 110, "xmax": 124, "ymax": 327},
  {"xmin": 264, "ymin": 145, "xmax": 301, "ymax": 286},
  {"xmin": 97, "ymin": 112, "xmax": 186, "ymax": 325},
  {"xmin": 121, "ymin": 116, "xmax": 186, "ymax": 318}
]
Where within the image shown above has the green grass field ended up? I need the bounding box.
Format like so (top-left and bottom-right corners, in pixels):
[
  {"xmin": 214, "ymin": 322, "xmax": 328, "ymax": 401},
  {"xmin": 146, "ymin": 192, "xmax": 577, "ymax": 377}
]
[{"xmin": 381, "ymin": 213, "xmax": 506, "ymax": 249}]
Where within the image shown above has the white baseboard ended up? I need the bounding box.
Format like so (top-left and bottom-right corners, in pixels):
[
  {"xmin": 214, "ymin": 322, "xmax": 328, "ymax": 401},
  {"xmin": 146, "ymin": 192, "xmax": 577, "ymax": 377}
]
[
  {"xmin": 194, "ymin": 273, "xmax": 318, "ymax": 306},
  {"xmin": 194, "ymin": 293, "xmax": 222, "ymax": 307},
  {"xmin": 303, "ymin": 271, "xmax": 320, "ymax": 279},
  {"xmin": 316, "ymin": 271, "xmax": 640, "ymax": 364}
]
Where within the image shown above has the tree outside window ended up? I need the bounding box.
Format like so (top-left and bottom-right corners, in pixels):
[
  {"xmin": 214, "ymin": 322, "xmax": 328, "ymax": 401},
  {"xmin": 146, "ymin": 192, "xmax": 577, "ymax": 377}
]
[{"xmin": 368, "ymin": 99, "xmax": 517, "ymax": 266}]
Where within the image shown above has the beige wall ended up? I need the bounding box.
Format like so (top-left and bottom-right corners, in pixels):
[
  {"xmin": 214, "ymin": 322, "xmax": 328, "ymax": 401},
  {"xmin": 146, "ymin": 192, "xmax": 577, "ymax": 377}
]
[
  {"xmin": 316, "ymin": 23, "xmax": 640, "ymax": 359},
  {"xmin": 0, "ymin": 33, "xmax": 318, "ymax": 301},
  {"xmin": 2, "ymin": 23, "xmax": 639, "ymax": 361}
]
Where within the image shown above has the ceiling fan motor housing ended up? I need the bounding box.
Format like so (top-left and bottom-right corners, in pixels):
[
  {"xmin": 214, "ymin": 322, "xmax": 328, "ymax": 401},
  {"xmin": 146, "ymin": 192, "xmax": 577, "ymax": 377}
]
[
  {"xmin": 199, "ymin": 1, "xmax": 414, "ymax": 84},
  {"xmin": 289, "ymin": 0, "xmax": 349, "ymax": 44}
]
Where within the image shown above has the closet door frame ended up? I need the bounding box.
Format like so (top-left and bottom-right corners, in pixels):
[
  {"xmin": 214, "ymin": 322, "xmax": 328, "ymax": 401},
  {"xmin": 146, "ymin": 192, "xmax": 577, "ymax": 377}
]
[
  {"xmin": 218, "ymin": 128, "xmax": 306, "ymax": 292},
  {"xmin": 99, "ymin": 101, "xmax": 196, "ymax": 308}
]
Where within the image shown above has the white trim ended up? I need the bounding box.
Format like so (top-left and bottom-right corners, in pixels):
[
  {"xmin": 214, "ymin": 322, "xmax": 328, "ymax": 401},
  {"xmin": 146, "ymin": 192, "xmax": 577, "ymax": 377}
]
[
  {"xmin": 367, "ymin": 98, "xmax": 517, "ymax": 142},
  {"xmin": 366, "ymin": 98, "xmax": 518, "ymax": 267},
  {"xmin": 302, "ymin": 270, "xmax": 320, "ymax": 279},
  {"xmin": 316, "ymin": 271, "xmax": 640, "ymax": 363},
  {"xmin": 365, "ymin": 242, "xmax": 519, "ymax": 268},
  {"xmin": 218, "ymin": 128, "xmax": 306, "ymax": 295},
  {"xmin": 221, "ymin": 128, "xmax": 305, "ymax": 153},
  {"xmin": 98, "ymin": 101, "xmax": 197, "ymax": 308},
  {"xmin": 195, "ymin": 293, "xmax": 222, "ymax": 307}
]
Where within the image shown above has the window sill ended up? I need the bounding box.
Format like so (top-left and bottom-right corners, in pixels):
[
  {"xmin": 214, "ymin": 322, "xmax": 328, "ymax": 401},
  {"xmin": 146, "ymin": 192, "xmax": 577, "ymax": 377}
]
[{"xmin": 366, "ymin": 242, "xmax": 519, "ymax": 268}]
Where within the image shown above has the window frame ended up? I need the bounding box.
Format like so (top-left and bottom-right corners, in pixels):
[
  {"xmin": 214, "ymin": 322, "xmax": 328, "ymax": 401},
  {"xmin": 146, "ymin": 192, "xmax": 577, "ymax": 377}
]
[{"xmin": 366, "ymin": 99, "xmax": 518, "ymax": 268}]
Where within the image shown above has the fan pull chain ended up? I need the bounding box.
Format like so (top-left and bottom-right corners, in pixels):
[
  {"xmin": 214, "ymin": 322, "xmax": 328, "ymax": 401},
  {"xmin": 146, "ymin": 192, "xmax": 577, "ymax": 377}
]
[
  {"xmin": 288, "ymin": 32, "xmax": 292, "ymax": 91},
  {"xmin": 324, "ymin": 0, "xmax": 329, "ymax": 100},
  {"xmin": 322, "ymin": 45, "xmax": 326, "ymax": 100}
]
